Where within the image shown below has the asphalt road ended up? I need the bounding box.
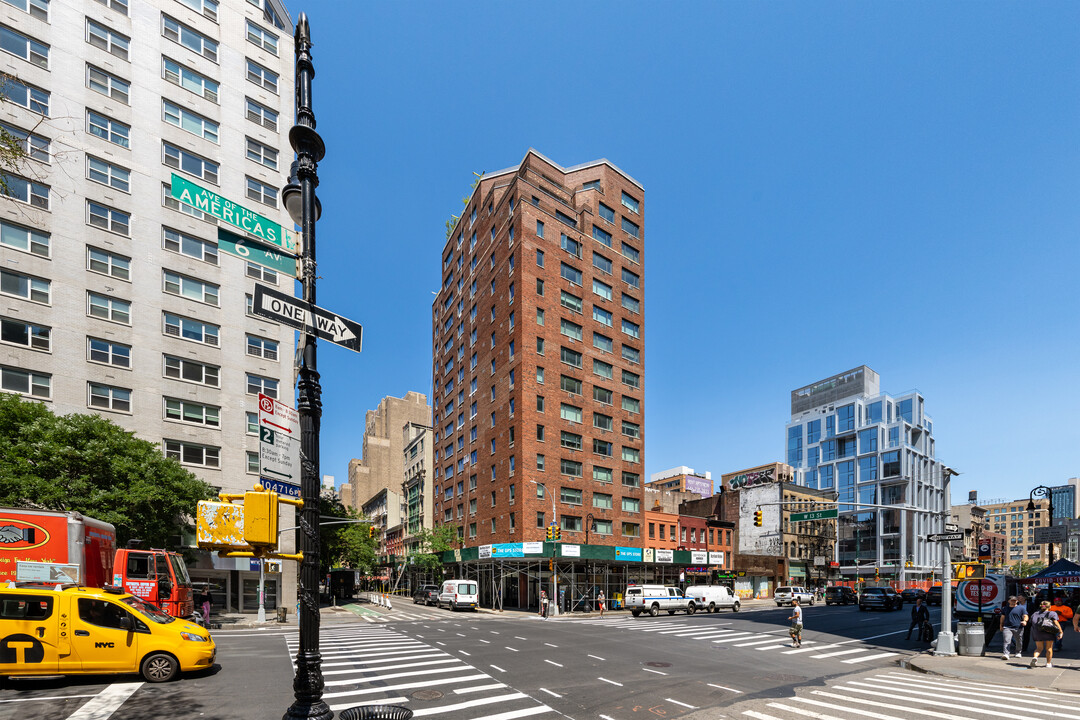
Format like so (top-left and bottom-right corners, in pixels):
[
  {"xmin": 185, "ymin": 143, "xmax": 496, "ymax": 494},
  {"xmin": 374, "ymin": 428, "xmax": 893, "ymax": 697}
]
[{"xmin": 2, "ymin": 599, "xmax": 957, "ymax": 720}]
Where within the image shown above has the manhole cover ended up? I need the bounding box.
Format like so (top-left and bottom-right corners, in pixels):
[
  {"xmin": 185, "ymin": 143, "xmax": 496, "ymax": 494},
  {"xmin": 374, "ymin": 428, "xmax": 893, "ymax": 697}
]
[
  {"xmin": 412, "ymin": 690, "xmax": 443, "ymax": 701},
  {"xmin": 645, "ymin": 662, "xmax": 672, "ymax": 668}
]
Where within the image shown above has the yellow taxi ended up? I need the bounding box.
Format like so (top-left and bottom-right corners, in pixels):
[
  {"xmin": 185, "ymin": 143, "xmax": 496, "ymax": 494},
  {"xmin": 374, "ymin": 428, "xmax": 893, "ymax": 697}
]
[{"xmin": 1, "ymin": 583, "xmax": 215, "ymax": 683}]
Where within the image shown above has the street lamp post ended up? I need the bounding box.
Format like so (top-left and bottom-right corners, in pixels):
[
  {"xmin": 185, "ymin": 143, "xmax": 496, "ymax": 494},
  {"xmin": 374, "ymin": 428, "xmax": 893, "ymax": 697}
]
[
  {"xmin": 282, "ymin": 14, "xmax": 329, "ymax": 720},
  {"xmin": 934, "ymin": 466, "xmax": 960, "ymax": 657},
  {"xmin": 1028, "ymin": 486, "xmax": 1056, "ymax": 564},
  {"xmin": 530, "ymin": 480, "xmax": 558, "ymax": 617}
]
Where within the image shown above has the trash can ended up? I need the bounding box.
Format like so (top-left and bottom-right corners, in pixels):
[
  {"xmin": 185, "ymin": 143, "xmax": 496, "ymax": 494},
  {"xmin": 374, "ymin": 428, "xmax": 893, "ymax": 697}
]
[
  {"xmin": 276, "ymin": 606, "xmax": 287, "ymax": 623},
  {"xmin": 957, "ymin": 622, "xmax": 984, "ymax": 656},
  {"xmin": 339, "ymin": 705, "xmax": 413, "ymax": 720}
]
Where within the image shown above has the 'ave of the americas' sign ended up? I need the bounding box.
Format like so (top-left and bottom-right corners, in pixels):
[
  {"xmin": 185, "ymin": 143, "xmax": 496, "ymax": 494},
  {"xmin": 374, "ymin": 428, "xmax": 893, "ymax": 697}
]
[{"xmin": 170, "ymin": 174, "xmax": 298, "ymax": 254}]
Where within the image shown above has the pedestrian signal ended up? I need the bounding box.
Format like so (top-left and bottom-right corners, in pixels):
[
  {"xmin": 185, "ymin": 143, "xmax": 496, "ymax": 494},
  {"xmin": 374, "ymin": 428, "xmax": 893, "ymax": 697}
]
[
  {"xmin": 952, "ymin": 562, "xmax": 985, "ymax": 580},
  {"xmin": 753, "ymin": 510, "xmax": 763, "ymax": 527}
]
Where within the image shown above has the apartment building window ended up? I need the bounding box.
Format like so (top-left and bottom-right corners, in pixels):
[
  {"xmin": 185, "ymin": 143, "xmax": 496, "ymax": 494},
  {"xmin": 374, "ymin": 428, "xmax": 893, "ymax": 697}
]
[
  {"xmin": 2, "ymin": 365, "xmax": 49, "ymax": 398},
  {"xmin": 622, "ymin": 447, "xmax": 640, "ymax": 464},
  {"xmin": 4, "ymin": 0, "xmax": 48, "ymax": 21},
  {"xmin": 622, "ymin": 294, "xmax": 640, "ymax": 315},
  {"xmin": 621, "ymin": 242, "xmax": 640, "ymax": 264},
  {"xmin": 246, "ymin": 58, "xmax": 277, "ymax": 92},
  {"xmin": 163, "ymin": 312, "xmax": 217, "ymax": 345},
  {"xmin": 163, "ymin": 100, "xmax": 219, "ymax": 143},
  {"xmin": 592, "ymin": 225, "xmax": 612, "ymax": 247},
  {"xmin": 163, "ymin": 355, "xmax": 218, "ymax": 386},
  {"xmin": 561, "ymin": 234, "xmax": 581, "ymax": 258},
  {"xmin": 560, "ymin": 318, "xmax": 582, "ymax": 342},
  {"xmin": 87, "ymin": 201, "xmax": 129, "ymax": 235},
  {"xmin": 593, "ymin": 333, "xmax": 613, "ymax": 354},
  {"xmin": 592, "ymin": 359, "xmax": 613, "ymax": 381},
  {"xmin": 3, "ymin": 175, "xmax": 48, "ymax": 209},
  {"xmin": 1, "ymin": 269, "xmax": 48, "ymax": 304},
  {"xmin": 560, "ymin": 346, "xmax": 582, "ymax": 368},
  {"xmin": 163, "ymin": 227, "xmax": 217, "ymax": 264},
  {"xmin": 621, "ymin": 319, "xmax": 640, "ymax": 339},
  {"xmin": 560, "ymin": 290, "xmax": 583, "ymax": 314},
  {"xmin": 87, "ymin": 65, "xmax": 129, "ymax": 103},
  {"xmin": 86, "ymin": 18, "xmax": 129, "ymax": 59},
  {"xmin": 245, "ymin": 137, "xmax": 277, "ymax": 169},
  {"xmin": 622, "ymin": 497, "xmax": 640, "ymax": 513},
  {"xmin": 5, "ymin": 77, "xmax": 48, "ymax": 115},
  {"xmin": 561, "ymin": 459, "xmax": 582, "ymax": 478},
  {"xmin": 163, "ymin": 57, "xmax": 219, "ymax": 102},
  {"xmin": 593, "ymin": 466, "xmax": 613, "ymax": 484},
  {"xmin": 164, "ymin": 397, "xmax": 219, "ymax": 427},
  {"xmin": 598, "ymin": 202, "xmax": 615, "ymax": 223},
  {"xmin": 247, "ymin": 373, "xmax": 278, "ymax": 399},
  {"xmin": 246, "ymin": 261, "xmax": 277, "ymax": 283},
  {"xmin": 593, "ymin": 253, "xmax": 613, "ymax": 275},
  {"xmin": 87, "ymin": 247, "xmax": 130, "ymax": 280},
  {"xmin": 164, "ymin": 142, "xmax": 219, "ymax": 184},
  {"xmin": 92, "ymin": 0, "xmax": 126, "ymax": 13},
  {"xmin": 593, "ymin": 439, "xmax": 613, "ymax": 457},
  {"xmin": 246, "ymin": 98, "xmax": 277, "ymax": 130},
  {"xmin": 622, "ymin": 345, "xmax": 640, "ymax": 364},
  {"xmin": 246, "ymin": 335, "xmax": 278, "ymax": 360},
  {"xmin": 622, "ymin": 369, "xmax": 640, "ymax": 389},
  {"xmin": 593, "ymin": 278, "xmax": 612, "ymax": 301},
  {"xmin": 560, "ymin": 403, "xmax": 582, "ymax": 424},
  {"xmin": 88, "ymin": 382, "xmax": 130, "ymax": 412},
  {"xmin": 163, "ymin": 15, "xmax": 217, "ymax": 61},
  {"xmin": 87, "ymin": 156, "xmax": 130, "ymax": 192},
  {"xmin": 560, "ymin": 431, "xmax": 582, "ymax": 451},
  {"xmin": 593, "ymin": 493, "xmax": 613, "ymax": 510},
  {"xmin": 1, "ymin": 122, "xmax": 49, "ymax": 162},
  {"xmin": 246, "ymin": 20, "xmax": 278, "ymax": 54},
  {"xmin": 594, "ymin": 413, "xmax": 612, "ymax": 431},
  {"xmin": 87, "ymin": 110, "xmax": 129, "ymax": 148},
  {"xmin": 0, "ymin": 24, "xmax": 48, "ymax": 68},
  {"xmin": 622, "ymin": 472, "xmax": 640, "ymax": 488},
  {"xmin": 164, "ymin": 440, "xmax": 219, "ymax": 468},
  {"xmin": 621, "ymin": 191, "xmax": 639, "ymax": 214},
  {"xmin": 164, "ymin": 270, "xmax": 219, "ymax": 305},
  {"xmin": 560, "ymin": 262, "xmax": 582, "ymax": 286},
  {"xmin": 622, "ymin": 420, "xmax": 640, "ymax": 439},
  {"xmin": 246, "ymin": 452, "xmax": 259, "ymax": 474},
  {"xmin": 2, "ymin": 318, "xmax": 50, "ymax": 351},
  {"xmin": 621, "ymin": 216, "xmax": 639, "ymax": 238},
  {"xmin": 246, "ymin": 176, "xmax": 277, "ymax": 207},
  {"xmin": 622, "ymin": 523, "xmax": 640, "ymax": 538},
  {"xmin": 177, "ymin": 0, "xmax": 216, "ymax": 21},
  {"xmin": 592, "ymin": 306, "xmax": 613, "ymax": 327},
  {"xmin": 88, "ymin": 292, "xmax": 130, "ymax": 324}
]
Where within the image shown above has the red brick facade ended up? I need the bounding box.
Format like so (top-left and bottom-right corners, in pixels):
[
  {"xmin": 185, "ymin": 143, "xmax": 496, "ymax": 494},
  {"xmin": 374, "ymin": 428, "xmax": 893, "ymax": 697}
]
[{"xmin": 432, "ymin": 151, "xmax": 645, "ymax": 550}]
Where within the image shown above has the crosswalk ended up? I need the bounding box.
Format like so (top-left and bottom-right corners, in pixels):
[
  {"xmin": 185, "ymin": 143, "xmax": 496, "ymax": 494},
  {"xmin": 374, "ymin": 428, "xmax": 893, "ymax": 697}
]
[
  {"xmin": 359, "ymin": 610, "xmax": 439, "ymax": 623},
  {"xmin": 570, "ymin": 617, "xmax": 897, "ymax": 665},
  {"xmin": 740, "ymin": 671, "xmax": 1080, "ymax": 719},
  {"xmin": 284, "ymin": 626, "xmax": 555, "ymax": 720}
]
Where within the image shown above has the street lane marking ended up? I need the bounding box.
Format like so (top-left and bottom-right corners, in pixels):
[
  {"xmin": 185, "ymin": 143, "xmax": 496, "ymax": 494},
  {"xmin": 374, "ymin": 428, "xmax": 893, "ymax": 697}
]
[
  {"xmin": 411, "ymin": 692, "xmax": 529, "ymax": 717},
  {"xmin": 460, "ymin": 651, "xmax": 471, "ymax": 656},
  {"xmin": 757, "ymin": 642, "xmax": 815, "ymax": 651},
  {"xmin": 644, "ymin": 668, "xmax": 667, "ymax": 675},
  {"xmin": 600, "ymin": 715, "xmax": 618, "ymax": 720},
  {"xmin": 0, "ymin": 694, "xmax": 98, "ymax": 704},
  {"xmin": 743, "ymin": 712, "xmax": 784, "ymax": 720},
  {"xmin": 711, "ymin": 633, "xmax": 754, "ymax": 642},
  {"xmin": 479, "ymin": 639, "xmax": 491, "ymax": 643},
  {"xmin": 514, "ymin": 636, "xmax": 527, "ymax": 640},
  {"xmin": 842, "ymin": 652, "xmax": 897, "ymax": 664},
  {"xmin": 323, "ymin": 673, "xmax": 490, "ymax": 700},
  {"xmin": 783, "ymin": 644, "xmax": 837, "ymax": 654},
  {"xmin": 540, "ymin": 688, "xmax": 561, "ymax": 698},
  {"xmin": 469, "ymin": 705, "xmax": 551, "ymax": 720},
  {"xmin": 666, "ymin": 699, "xmax": 697, "ymax": 709},
  {"xmin": 490, "ymin": 631, "xmax": 500, "ymax": 634},
  {"xmin": 455, "ymin": 684, "xmax": 507, "ymax": 694},
  {"xmin": 544, "ymin": 642, "xmax": 558, "ymax": 647},
  {"xmin": 599, "ymin": 677, "xmax": 623, "ymax": 686},
  {"xmin": 879, "ymin": 672, "xmax": 1080, "ymax": 702},
  {"xmin": 490, "ymin": 664, "xmax": 506, "ymax": 672},
  {"xmin": 457, "ymin": 633, "xmax": 466, "ymax": 636},
  {"xmin": 857, "ymin": 676, "xmax": 1078, "ymax": 711},
  {"xmin": 734, "ymin": 637, "xmax": 792, "ymax": 647},
  {"xmin": 545, "ymin": 659, "xmax": 563, "ymax": 667},
  {"xmin": 505, "ymin": 646, "xmax": 519, "ymax": 652},
  {"xmin": 767, "ymin": 702, "xmax": 849, "ymax": 719},
  {"xmin": 708, "ymin": 684, "xmax": 743, "ymax": 694},
  {"xmin": 789, "ymin": 695, "xmax": 923, "ymax": 720},
  {"xmin": 588, "ymin": 654, "xmax": 605, "ymax": 661},
  {"xmin": 831, "ymin": 682, "xmax": 1057, "ymax": 718},
  {"xmin": 435, "ymin": 641, "xmax": 446, "ymax": 646},
  {"xmin": 322, "ymin": 658, "xmax": 458, "ymax": 674},
  {"xmin": 65, "ymin": 683, "xmax": 143, "ymax": 720},
  {"xmin": 809, "ymin": 649, "xmax": 865, "ymax": 659},
  {"xmin": 323, "ymin": 665, "xmax": 476, "ymax": 687}
]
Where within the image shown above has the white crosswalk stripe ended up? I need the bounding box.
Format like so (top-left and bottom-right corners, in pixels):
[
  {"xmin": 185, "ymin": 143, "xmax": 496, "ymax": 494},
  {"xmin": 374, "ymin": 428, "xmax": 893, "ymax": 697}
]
[
  {"xmin": 283, "ymin": 626, "xmax": 555, "ymax": 720},
  {"xmin": 742, "ymin": 671, "xmax": 1080, "ymax": 719}
]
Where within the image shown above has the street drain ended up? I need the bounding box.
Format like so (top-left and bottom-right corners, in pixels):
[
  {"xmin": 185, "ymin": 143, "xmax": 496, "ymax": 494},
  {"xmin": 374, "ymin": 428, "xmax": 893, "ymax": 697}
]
[
  {"xmin": 412, "ymin": 690, "xmax": 443, "ymax": 701},
  {"xmin": 645, "ymin": 662, "xmax": 672, "ymax": 668}
]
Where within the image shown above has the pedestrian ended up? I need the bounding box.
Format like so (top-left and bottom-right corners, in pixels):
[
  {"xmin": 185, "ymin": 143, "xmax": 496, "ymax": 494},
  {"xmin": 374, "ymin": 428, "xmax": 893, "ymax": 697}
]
[
  {"xmin": 540, "ymin": 589, "xmax": 548, "ymax": 619},
  {"xmin": 598, "ymin": 590, "xmax": 606, "ymax": 619},
  {"xmin": 788, "ymin": 598, "xmax": 803, "ymax": 648},
  {"xmin": 1029, "ymin": 599, "xmax": 1063, "ymax": 668},
  {"xmin": 1050, "ymin": 596, "xmax": 1072, "ymax": 651},
  {"xmin": 906, "ymin": 597, "xmax": 930, "ymax": 641},
  {"xmin": 201, "ymin": 588, "xmax": 213, "ymax": 625},
  {"xmin": 1000, "ymin": 596, "xmax": 1028, "ymax": 660}
]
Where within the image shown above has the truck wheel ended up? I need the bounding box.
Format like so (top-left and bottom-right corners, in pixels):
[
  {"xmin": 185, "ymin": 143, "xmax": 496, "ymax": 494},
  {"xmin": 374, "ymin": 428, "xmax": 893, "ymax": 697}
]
[
  {"xmin": 708, "ymin": 602, "xmax": 716, "ymax": 613},
  {"xmin": 631, "ymin": 610, "xmax": 641, "ymax": 617},
  {"xmin": 732, "ymin": 601, "xmax": 740, "ymax": 612},
  {"xmin": 809, "ymin": 597, "xmax": 815, "ymax": 606},
  {"xmin": 141, "ymin": 653, "xmax": 179, "ymax": 683},
  {"xmin": 650, "ymin": 603, "xmax": 660, "ymax": 617},
  {"xmin": 687, "ymin": 604, "xmax": 696, "ymax": 615}
]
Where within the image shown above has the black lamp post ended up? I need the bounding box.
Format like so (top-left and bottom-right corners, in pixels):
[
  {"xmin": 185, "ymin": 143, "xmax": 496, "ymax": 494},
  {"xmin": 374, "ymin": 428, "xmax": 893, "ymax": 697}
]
[
  {"xmin": 1028, "ymin": 486, "xmax": 1055, "ymax": 565},
  {"xmin": 282, "ymin": 13, "xmax": 329, "ymax": 720}
]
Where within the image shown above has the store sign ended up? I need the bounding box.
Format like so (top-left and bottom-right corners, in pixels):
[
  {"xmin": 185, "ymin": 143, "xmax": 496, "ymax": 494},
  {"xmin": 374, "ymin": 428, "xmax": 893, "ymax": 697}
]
[
  {"xmin": 643, "ymin": 548, "xmax": 654, "ymax": 563},
  {"xmin": 691, "ymin": 551, "xmax": 707, "ymax": 564},
  {"xmin": 727, "ymin": 467, "xmax": 776, "ymax": 491},
  {"xmin": 709, "ymin": 551, "xmax": 725, "ymax": 565},
  {"xmin": 561, "ymin": 544, "xmax": 580, "ymax": 558},
  {"xmin": 656, "ymin": 549, "xmax": 673, "ymax": 563},
  {"xmin": 615, "ymin": 546, "xmax": 642, "ymax": 562},
  {"xmin": 478, "ymin": 545, "xmax": 492, "ymax": 559},
  {"xmin": 523, "ymin": 542, "xmax": 544, "ymax": 554}
]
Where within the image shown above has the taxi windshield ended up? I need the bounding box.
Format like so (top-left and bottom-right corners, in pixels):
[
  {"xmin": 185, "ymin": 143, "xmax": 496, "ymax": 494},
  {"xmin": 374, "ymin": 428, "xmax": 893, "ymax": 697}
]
[{"xmin": 122, "ymin": 595, "xmax": 176, "ymax": 624}]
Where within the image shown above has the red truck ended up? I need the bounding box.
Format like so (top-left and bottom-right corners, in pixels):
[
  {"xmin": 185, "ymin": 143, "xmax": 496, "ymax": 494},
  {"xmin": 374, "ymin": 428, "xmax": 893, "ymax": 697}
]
[{"xmin": 0, "ymin": 508, "xmax": 196, "ymax": 622}]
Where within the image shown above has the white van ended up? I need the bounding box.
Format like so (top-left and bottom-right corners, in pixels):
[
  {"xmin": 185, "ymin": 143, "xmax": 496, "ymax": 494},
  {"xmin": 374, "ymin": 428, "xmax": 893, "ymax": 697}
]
[
  {"xmin": 624, "ymin": 585, "xmax": 696, "ymax": 617},
  {"xmin": 685, "ymin": 585, "xmax": 740, "ymax": 613},
  {"xmin": 437, "ymin": 579, "xmax": 478, "ymax": 611}
]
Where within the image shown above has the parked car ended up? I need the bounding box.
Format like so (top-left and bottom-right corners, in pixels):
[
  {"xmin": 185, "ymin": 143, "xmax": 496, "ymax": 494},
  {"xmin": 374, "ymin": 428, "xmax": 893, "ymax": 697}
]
[
  {"xmin": 413, "ymin": 585, "xmax": 441, "ymax": 605},
  {"xmin": 824, "ymin": 586, "xmax": 858, "ymax": 605},
  {"xmin": 900, "ymin": 588, "xmax": 927, "ymax": 603},
  {"xmin": 684, "ymin": 585, "xmax": 741, "ymax": 613},
  {"xmin": 625, "ymin": 585, "xmax": 697, "ymax": 617},
  {"xmin": 859, "ymin": 586, "xmax": 904, "ymax": 611},
  {"xmin": 925, "ymin": 585, "xmax": 956, "ymax": 606},
  {"xmin": 437, "ymin": 579, "xmax": 478, "ymax": 611},
  {"xmin": 775, "ymin": 586, "xmax": 815, "ymax": 607}
]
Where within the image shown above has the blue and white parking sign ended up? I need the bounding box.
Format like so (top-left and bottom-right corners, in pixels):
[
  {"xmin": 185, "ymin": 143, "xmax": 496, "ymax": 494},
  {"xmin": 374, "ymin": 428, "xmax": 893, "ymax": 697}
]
[{"xmin": 261, "ymin": 477, "xmax": 301, "ymax": 498}]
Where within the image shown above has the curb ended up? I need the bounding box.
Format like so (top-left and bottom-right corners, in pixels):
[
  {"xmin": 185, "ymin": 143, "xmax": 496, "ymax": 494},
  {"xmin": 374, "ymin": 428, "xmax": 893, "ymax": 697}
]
[{"xmin": 900, "ymin": 653, "xmax": 1080, "ymax": 695}]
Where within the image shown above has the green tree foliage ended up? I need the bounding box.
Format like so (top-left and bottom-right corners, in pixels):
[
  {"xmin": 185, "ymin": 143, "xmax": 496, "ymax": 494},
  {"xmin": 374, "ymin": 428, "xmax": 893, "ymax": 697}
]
[
  {"xmin": 0, "ymin": 393, "xmax": 216, "ymax": 547},
  {"xmin": 318, "ymin": 491, "xmax": 377, "ymax": 574},
  {"xmin": 1011, "ymin": 560, "xmax": 1047, "ymax": 579},
  {"xmin": 407, "ymin": 525, "xmax": 459, "ymax": 580}
]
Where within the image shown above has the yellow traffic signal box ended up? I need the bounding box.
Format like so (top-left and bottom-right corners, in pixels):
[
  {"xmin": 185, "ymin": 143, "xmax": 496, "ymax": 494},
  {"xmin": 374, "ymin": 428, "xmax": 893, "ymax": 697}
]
[{"xmin": 244, "ymin": 488, "xmax": 279, "ymax": 546}]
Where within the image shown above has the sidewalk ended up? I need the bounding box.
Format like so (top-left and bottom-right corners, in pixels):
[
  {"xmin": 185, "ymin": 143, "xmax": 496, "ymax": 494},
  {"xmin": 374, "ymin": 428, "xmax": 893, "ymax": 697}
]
[{"xmin": 907, "ymin": 650, "xmax": 1080, "ymax": 693}]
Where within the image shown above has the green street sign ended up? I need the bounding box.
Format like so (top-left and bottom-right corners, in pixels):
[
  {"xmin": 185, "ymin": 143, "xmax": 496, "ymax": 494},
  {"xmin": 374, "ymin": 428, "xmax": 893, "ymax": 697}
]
[
  {"xmin": 790, "ymin": 508, "xmax": 839, "ymax": 522},
  {"xmin": 170, "ymin": 173, "xmax": 297, "ymax": 255},
  {"xmin": 218, "ymin": 228, "xmax": 298, "ymax": 278}
]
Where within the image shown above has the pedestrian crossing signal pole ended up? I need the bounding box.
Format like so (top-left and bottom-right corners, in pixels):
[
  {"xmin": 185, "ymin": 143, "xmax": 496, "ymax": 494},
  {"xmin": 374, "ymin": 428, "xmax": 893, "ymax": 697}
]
[{"xmin": 934, "ymin": 466, "xmax": 960, "ymax": 657}]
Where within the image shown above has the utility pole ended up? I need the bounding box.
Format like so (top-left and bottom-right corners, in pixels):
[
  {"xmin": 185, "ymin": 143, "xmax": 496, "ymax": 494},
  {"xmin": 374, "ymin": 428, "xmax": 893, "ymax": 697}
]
[{"xmin": 934, "ymin": 466, "xmax": 960, "ymax": 657}]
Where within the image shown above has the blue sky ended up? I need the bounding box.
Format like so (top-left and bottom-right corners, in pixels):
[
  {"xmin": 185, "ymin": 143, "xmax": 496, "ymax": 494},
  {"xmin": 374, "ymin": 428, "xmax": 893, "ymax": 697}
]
[{"xmin": 290, "ymin": 1, "xmax": 1079, "ymax": 504}]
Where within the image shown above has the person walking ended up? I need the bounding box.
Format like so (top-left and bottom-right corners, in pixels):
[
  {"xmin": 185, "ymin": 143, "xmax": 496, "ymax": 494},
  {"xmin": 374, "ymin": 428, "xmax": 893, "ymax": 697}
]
[
  {"xmin": 540, "ymin": 589, "xmax": 548, "ymax": 619},
  {"xmin": 1029, "ymin": 599, "xmax": 1063, "ymax": 668},
  {"xmin": 1050, "ymin": 596, "xmax": 1072, "ymax": 651},
  {"xmin": 788, "ymin": 598, "xmax": 804, "ymax": 648},
  {"xmin": 906, "ymin": 597, "xmax": 931, "ymax": 641},
  {"xmin": 598, "ymin": 590, "xmax": 606, "ymax": 618},
  {"xmin": 1000, "ymin": 596, "xmax": 1028, "ymax": 659}
]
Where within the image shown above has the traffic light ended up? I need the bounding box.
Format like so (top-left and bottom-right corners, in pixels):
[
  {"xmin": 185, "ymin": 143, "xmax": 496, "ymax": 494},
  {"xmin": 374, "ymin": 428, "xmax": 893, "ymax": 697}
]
[
  {"xmin": 244, "ymin": 486, "xmax": 279, "ymax": 547},
  {"xmin": 553, "ymin": 525, "xmax": 561, "ymax": 541},
  {"xmin": 753, "ymin": 510, "xmax": 763, "ymax": 527},
  {"xmin": 368, "ymin": 526, "xmax": 377, "ymax": 539},
  {"xmin": 548, "ymin": 558, "xmax": 554, "ymax": 571},
  {"xmin": 546, "ymin": 525, "xmax": 553, "ymax": 541}
]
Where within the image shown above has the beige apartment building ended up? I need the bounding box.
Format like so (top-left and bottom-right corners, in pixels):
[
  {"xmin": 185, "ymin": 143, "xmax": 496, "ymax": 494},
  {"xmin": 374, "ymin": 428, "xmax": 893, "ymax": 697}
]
[{"xmin": 982, "ymin": 498, "xmax": 1054, "ymax": 566}]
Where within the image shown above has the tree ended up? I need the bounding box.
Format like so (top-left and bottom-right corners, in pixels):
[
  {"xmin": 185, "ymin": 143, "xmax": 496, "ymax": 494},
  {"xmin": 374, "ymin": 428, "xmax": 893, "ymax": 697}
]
[
  {"xmin": 1011, "ymin": 560, "xmax": 1046, "ymax": 579},
  {"xmin": 0, "ymin": 393, "xmax": 216, "ymax": 547},
  {"xmin": 407, "ymin": 525, "xmax": 459, "ymax": 581},
  {"xmin": 317, "ymin": 492, "xmax": 377, "ymax": 574}
]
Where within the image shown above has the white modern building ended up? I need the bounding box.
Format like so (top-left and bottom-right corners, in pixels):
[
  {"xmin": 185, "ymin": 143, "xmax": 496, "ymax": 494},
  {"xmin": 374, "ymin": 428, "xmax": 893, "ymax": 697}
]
[
  {"xmin": 0, "ymin": 0, "xmax": 297, "ymax": 612},
  {"xmin": 785, "ymin": 366, "xmax": 947, "ymax": 581}
]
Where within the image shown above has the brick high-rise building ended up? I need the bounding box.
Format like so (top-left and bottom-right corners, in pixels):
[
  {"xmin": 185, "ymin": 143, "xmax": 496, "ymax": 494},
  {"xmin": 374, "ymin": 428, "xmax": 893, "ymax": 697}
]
[{"xmin": 432, "ymin": 150, "xmax": 645, "ymax": 550}]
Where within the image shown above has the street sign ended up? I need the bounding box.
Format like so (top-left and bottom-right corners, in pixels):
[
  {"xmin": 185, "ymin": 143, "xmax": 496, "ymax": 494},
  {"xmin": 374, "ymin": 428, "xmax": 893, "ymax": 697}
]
[
  {"xmin": 258, "ymin": 394, "xmax": 300, "ymax": 483},
  {"xmin": 927, "ymin": 532, "xmax": 964, "ymax": 542},
  {"xmin": 260, "ymin": 477, "xmax": 301, "ymax": 499},
  {"xmin": 944, "ymin": 522, "xmax": 959, "ymax": 532},
  {"xmin": 259, "ymin": 393, "xmax": 299, "ymax": 437},
  {"xmin": 978, "ymin": 540, "xmax": 991, "ymax": 561},
  {"xmin": 1034, "ymin": 526, "xmax": 1068, "ymax": 544},
  {"xmin": 790, "ymin": 509, "xmax": 839, "ymax": 522},
  {"xmin": 170, "ymin": 174, "xmax": 298, "ymax": 254},
  {"xmin": 218, "ymin": 228, "xmax": 298, "ymax": 277},
  {"xmin": 253, "ymin": 283, "xmax": 363, "ymax": 353}
]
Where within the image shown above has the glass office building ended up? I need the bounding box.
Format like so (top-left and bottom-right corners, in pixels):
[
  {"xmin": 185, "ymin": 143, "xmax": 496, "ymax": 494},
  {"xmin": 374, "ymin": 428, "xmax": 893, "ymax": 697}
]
[{"xmin": 785, "ymin": 366, "xmax": 946, "ymax": 581}]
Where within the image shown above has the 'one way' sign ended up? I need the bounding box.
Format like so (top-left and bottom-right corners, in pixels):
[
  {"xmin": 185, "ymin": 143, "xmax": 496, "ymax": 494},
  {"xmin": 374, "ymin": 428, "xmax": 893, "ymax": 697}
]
[{"xmin": 253, "ymin": 284, "xmax": 363, "ymax": 353}]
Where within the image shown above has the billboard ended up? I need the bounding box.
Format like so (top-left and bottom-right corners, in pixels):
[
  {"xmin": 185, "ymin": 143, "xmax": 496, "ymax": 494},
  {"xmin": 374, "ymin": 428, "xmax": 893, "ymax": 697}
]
[{"xmin": 684, "ymin": 475, "xmax": 714, "ymax": 497}]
